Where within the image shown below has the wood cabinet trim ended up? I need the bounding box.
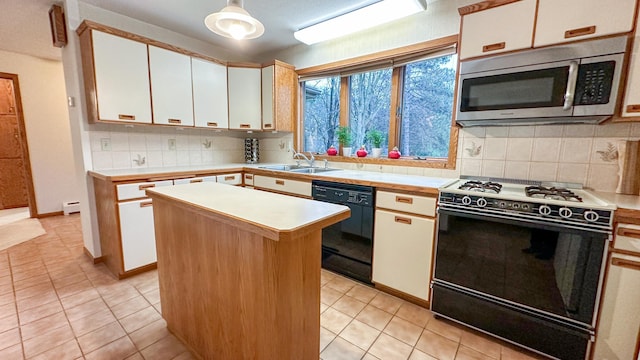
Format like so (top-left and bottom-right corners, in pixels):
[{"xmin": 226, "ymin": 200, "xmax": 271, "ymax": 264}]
[
  {"xmin": 618, "ymin": 227, "xmax": 640, "ymax": 239},
  {"xmin": 610, "ymin": 248, "xmax": 640, "ymax": 258},
  {"xmin": 458, "ymin": 0, "xmax": 521, "ymax": 16},
  {"xmin": 611, "ymin": 256, "xmax": 640, "ymax": 271},
  {"xmin": 77, "ymin": 20, "xmax": 227, "ymax": 66}
]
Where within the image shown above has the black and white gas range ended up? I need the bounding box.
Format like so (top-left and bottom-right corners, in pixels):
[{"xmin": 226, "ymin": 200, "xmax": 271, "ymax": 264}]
[{"xmin": 432, "ymin": 177, "xmax": 616, "ymax": 360}]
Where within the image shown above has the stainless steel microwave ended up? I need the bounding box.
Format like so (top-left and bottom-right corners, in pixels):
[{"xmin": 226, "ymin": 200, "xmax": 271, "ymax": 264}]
[{"xmin": 456, "ymin": 36, "xmax": 628, "ymax": 127}]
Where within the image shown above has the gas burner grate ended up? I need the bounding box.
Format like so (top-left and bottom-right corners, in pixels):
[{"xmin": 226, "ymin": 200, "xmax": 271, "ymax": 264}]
[
  {"xmin": 525, "ymin": 186, "xmax": 583, "ymax": 202},
  {"xmin": 459, "ymin": 180, "xmax": 503, "ymax": 194}
]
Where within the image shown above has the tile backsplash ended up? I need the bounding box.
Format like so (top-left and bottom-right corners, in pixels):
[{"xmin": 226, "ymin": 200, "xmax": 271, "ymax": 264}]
[
  {"xmin": 89, "ymin": 124, "xmax": 246, "ymax": 170},
  {"xmin": 89, "ymin": 121, "xmax": 640, "ymax": 193},
  {"xmin": 456, "ymin": 122, "xmax": 640, "ymax": 192}
]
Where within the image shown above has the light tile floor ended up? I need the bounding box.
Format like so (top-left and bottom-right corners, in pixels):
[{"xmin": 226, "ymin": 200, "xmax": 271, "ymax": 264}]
[{"xmin": 0, "ymin": 214, "xmax": 544, "ymax": 360}]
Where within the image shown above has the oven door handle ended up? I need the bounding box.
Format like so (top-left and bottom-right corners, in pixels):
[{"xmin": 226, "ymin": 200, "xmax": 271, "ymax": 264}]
[{"xmin": 438, "ymin": 207, "xmax": 610, "ymax": 235}]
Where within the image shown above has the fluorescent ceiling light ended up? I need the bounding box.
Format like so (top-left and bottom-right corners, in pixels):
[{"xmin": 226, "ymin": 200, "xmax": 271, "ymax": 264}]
[
  {"xmin": 205, "ymin": 0, "xmax": 264, "ymax": 40},
  {"xmin": 294, "ymin": 0, "xmax": 425, "ymax": 45}
]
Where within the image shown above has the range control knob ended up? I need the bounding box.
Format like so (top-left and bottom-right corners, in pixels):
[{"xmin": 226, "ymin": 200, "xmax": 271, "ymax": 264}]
[
  {"xmin": 461, "ymin": 196, "xmax": 472, "ymax": 205},
  {"xmin": 476, "ymin": 198, "xmax": 488, "ymax": 207},
  {"xmin": 539, "ymin": 205, "xmax": 552, "ymax": 216},
  {"xmin": 584, "ymin": 210, "xmax": 599, "ymax": 222},
  {"xmin": 559, "ymin": 207, "xmax": 573, "ymax": 219}
]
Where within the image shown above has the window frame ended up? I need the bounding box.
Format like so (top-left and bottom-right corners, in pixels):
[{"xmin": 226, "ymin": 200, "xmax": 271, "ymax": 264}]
[{"xmin": 296, "ymin": 35, "xmax": 460, "ymax": 169}]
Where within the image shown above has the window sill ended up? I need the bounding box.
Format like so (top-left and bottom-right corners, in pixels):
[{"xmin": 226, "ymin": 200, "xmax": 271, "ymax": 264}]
[{"xmin": 312, "ymin": 154, "xmax": 455, "ymax": 169}]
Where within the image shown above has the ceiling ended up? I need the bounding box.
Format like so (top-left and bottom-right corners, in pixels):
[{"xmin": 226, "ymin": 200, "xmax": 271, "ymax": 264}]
[{"xmin": 0, "ymin": 0, "xmax": 437, "ymax": 62}]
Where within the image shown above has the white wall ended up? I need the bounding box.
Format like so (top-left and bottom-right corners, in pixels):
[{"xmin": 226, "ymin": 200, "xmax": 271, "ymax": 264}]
[{"xmin": 0, "ymin": 50, "xmax": 78, "ymax": 215}]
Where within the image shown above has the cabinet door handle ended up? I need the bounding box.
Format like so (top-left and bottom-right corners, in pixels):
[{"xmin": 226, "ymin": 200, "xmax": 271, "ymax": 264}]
[
  {"xmin": 140, "ymin": 201, "xmax": 153, "ymax": 208},
  {"xmin": 224, "ymin": 176, "xmax": 235, "ymax": 181},
  {"xmin": 482, "ymin": 42, "xmax": 506, "ymax": 53},
  {"xmin": 190, "ymin": 179, "xmax": 203, "ymax": 183},
  {"xmin": 626, "ymin": 104, "xmax": 640, "ymax": 113},
  {"xmin": 396, "ymin": 196, "xmax": 413, "ymax": 204},
  {"xmin": 239, "ymin": 124, "xmax": 251, "ymax": 128},
  {"xmin": 118, "ymin": 114, "xmax": 135, "ymax": 120},
  {"xmin": 617, "ymin": 227, "xmax": 640, "ymax": 239},
  {"xmin": 245, "ymin": 174, "xmax": 253, "ymax": 180},
  {"xmin": 138, "ymin": 184, "xmax": 155, "ymax": 190},
  {"xmin": 395, "ymin": 216, "xmax": 412, "ymax": 225},
  {"xmin": 564, "ymin": 25, "xmax": 596, "ymax": 39},
  {"xmin": 168, "ymin": 118, "xmax": 182, "ymax": 124},
  {"xmin": 263, "ymin": 124, "xmax": 273, "ymax": 128},
  {"xmin": 207, "ymin": 122, "xmax": 218, "ymax": 127},
  {"xmin": 275, "ymin": 180, "xmax": 285, "ymax": 186},
  {"xmin": 611, "ymin": 257, "xmax": 640, "ymax": 271}
]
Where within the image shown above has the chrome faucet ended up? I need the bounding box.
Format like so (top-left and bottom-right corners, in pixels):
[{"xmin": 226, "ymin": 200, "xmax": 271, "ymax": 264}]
[{"xmin": 292, "ymin": 149, "xmax": 315, "ymax": 167}]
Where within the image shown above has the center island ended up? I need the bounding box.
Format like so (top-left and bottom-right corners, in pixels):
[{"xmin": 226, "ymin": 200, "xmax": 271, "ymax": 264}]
[{"xmin": 145, "ymin": 182, "xmax": 350, "ymax": 360}]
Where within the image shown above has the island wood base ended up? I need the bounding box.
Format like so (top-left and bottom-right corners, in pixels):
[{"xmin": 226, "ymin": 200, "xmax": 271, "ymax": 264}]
[{"xmin": 151, "ymin": 196, "xmax": 322, "ymax": 360}]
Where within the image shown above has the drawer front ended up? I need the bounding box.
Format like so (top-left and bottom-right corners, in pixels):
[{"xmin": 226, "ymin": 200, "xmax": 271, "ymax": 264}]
[
  {"xmin": 116, "ymin": 180, "xmax": 173, "ymax": 201},
  {"xmin": 253, "ymin": 175, "xmax": 311, "ymax": 197},
  {"xmin": 173, "ymin": 176, "xmax": 217, "ymax": 185},
  {"xmin": 376, "ymin": 190, "xmax": 436, "ymax": 217},
  {"xmin": 243, "ymin": 173, "xmax": 254, "ymax": 186},
  {"xmin": 615, "ymin": 225, "xmax": 640, "ymax": 254},
  {"xmin": 216, "ymin": 173, "xmax": 242, "ymax": 185}
]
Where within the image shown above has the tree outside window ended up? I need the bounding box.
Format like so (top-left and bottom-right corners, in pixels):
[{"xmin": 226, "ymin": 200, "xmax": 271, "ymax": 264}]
[
  {"xmin": 349, "ymin": 69, "xmax": 391, "ymax": 152},
  {"xmin": 302, "ymin": 77, "xmax": 340, "ymax": 153}
]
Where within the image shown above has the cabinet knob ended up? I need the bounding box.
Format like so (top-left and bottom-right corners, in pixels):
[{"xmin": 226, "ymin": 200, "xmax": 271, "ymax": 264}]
[
  {"xmin": 118, "ymin": 114, "xmax": 136, "ymax": 120},
  {"xmin": 626, "ymin": 104, "xmax": 640, "ymax": 113},
  {"xmin": 396, "ymin": 196, "xmax": 413, "ymax": 204},
  {"xmin": 564, "ymin": 25, "xmax": 596, "ymax": 39},
  {"xmin": 394, "ymin": 216, "xmax": 412, "ymax": 225},
  {"xmin": 482, "ymin": 42, "xmax": 506, "ymax": 53}
]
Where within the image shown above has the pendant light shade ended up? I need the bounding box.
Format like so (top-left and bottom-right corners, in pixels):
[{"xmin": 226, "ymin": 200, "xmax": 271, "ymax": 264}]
[{"xmin": 204, "ymin": 0, "xmax": 264, "ymax": 40}]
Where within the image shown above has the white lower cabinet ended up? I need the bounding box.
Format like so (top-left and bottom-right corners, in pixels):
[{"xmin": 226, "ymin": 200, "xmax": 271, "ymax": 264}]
[
  {"xmin": 216, "ymin": 173, "xmax": 242, "ymax": 185},
  {"xmin": 173, "ymin": 176, "xmax": 217, "ymax": 185},
  {"xmin": 372, "ymin": 207, "xmax": 435, "ymax": 301},
  {"xmin": 118, "ymin": 199, "xmax": 157, "ymax": 271},
  {"xmin": 253, "ymin": 175, "xmax": 311, "ymax": 197},
  {"xmin": 594, "ymin": 224, "xmax": 640, "ymax": 360}
]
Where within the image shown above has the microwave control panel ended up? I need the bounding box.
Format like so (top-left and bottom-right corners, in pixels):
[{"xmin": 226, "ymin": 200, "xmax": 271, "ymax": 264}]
[{"xmin": 574, "ymin": 61, "xmax": 615, "ymax": 105}]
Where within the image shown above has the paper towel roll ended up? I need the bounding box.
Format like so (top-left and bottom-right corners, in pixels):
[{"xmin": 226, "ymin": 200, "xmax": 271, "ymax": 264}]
[{"xmin": 616, "ymin": 140, "xmax": 640, "ymax": 195}]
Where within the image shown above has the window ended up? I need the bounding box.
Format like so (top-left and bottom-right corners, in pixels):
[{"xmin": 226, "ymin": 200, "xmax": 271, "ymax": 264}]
[
  {"xmin": 302, "ymin": 77, "xmax": 340, "ymax": 153},
  {"xmin": 349, "ymin": 68, "xmax": 391, "ymax": 152},
  {"xmin": 399, "ymin": 55, "xmax": 457, "ymax": 157},
  {"xmin": 299, "ymin": 36, "xmax": 459, "ymax": 167}
]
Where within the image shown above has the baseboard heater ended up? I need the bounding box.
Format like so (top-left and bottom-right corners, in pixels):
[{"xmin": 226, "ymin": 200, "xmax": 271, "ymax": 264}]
[{"xmin": 63, "ymin": 201, "xmax": 80, "ymax": 215}]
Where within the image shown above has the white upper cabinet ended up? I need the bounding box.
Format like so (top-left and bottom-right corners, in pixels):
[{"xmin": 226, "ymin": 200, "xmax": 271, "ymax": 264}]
[
  {"xmin": 228, "ymin": 67, "xmax": 262, "ymax": 130},
  {"xmin": 91, "ymin": 31, "xmax": 152, "ymax": 123},
  {"xmin": 192, "ymin": 58, "xmax": 229, "ymax": 129},
  {"xmin": 621, "ymin": 8, "xmax": 640, "ymax": 118},
  {"xmin": 459, "ymin": 0, "xmax": 536, "ymax": 60},
  {"xmin": 534, "ymin": 0, "xmax": 637, "ymax": 47},
  {"xmin": 148, "ymin": 45, "xmax": 194, "ymax": 126},
  {"xmin": 261, "ymin": 65, "xmax": 275, "ymax": 130}
]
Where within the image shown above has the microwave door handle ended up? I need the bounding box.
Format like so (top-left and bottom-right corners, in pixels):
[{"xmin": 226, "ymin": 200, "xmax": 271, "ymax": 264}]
[{"xmin": 563, "ymin": 61, "xmax": 579, "ymax": 110}]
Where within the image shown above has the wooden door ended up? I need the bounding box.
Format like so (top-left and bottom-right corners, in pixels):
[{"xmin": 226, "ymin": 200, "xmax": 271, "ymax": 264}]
[
  {"xmin": 0, "ymin": 79, "xmax": 28, "ymax": 209},
  {"xmin": 0, "ymin": 79, "xmax": 16, "ymax": 115},
  {"xmin": 0, "ymin": 116, "xmax": 29, "ymax": 208}
]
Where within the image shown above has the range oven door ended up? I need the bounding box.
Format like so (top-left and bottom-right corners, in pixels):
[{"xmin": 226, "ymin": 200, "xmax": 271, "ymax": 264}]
[{"xmin": 432, "ymin": 208, "xmax": 608, "ymax": 360}]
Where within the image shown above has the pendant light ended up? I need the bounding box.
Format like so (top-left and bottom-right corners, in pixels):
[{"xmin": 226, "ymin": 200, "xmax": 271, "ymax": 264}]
[{"xmin": 204, "ymin": 0, "xmax": 264, "ymax": 40}]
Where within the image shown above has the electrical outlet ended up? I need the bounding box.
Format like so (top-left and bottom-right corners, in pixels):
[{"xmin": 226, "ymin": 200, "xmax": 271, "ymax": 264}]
[
  {"xmin": 168, "ymin": 138, "xmax": 177, "ymax": 151},
  {"xmin": 100, "ymin": 138, "xmax": 111, "ymax": 151}
]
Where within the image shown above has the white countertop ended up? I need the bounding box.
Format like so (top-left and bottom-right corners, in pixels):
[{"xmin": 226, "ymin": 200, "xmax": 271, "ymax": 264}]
[
  {"xmin": 89, "ymin": 163, "xmax": 455, "ymax": 191},
  {"xmin": 146, "ymin": 182, "xmax": 350, "ymax": 232},
  {"xmin": 594, "ymin": 191, "xmax": 640, "ymax": 212}
]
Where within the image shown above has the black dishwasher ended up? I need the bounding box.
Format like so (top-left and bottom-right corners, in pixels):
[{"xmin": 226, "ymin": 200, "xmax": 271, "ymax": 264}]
[{"xmin": 312, "ymin": 180, "xmax": 374, "ymax": 284}]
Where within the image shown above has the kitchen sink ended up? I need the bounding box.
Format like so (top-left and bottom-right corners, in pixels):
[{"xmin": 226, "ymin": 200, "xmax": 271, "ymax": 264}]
[
  {"xmin": 258, "ymin": 164, "xmax": 308, "ymax": 171},
  {"xmin": 288, "ymin": 167, "xmax": 341, "ymax": 174},
  {"xmin": 257, "ymin": 164, "xmax": 341, "ymax": 174}
]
